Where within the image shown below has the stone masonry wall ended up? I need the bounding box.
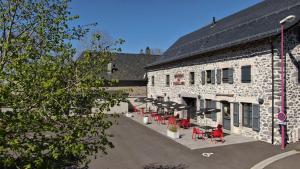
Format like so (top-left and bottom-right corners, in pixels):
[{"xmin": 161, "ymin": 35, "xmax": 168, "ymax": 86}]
[
  {"xmin": 147, "ymin": 25, "xmax": 300, "ymax": 144},
  {"xmin": 275, "ymin": 24, "xmax": 300, "ymax": 143}
]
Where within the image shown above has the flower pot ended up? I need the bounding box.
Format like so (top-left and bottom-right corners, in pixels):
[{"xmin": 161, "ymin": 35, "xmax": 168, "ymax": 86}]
[
  {"xmin": 126, "ymin": 112, "xmax": 132, "ymax": 117},
  {"xmin": 143, "ymin": 116, "xmax": 149, "ymax": 124},
  {"xmin": 167, "ymin": 129, "xmax": 180, "ymax": 139}
]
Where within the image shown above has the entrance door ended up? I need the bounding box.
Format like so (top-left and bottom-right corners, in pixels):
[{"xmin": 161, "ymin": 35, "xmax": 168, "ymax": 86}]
[
  {"xmin": 222, "ymin": 102, "xmax": 231, "ymax": 130},
  {"xmin": 182, "ymin": 97, "xmax": 196, "ymax": 119}
]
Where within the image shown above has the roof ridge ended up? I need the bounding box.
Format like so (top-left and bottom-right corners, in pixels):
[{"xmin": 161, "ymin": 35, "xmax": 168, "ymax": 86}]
[
  {"xmin": 166, "ymin": 2, "xmax": 300, "ymax": 53},
  {"xmin": 116, "ymin": 52, "xmax": 161, "ymax": 56}
]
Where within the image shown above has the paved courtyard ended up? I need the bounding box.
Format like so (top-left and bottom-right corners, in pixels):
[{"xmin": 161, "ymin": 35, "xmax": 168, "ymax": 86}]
[
  {"xmin": 89, "ymin": 116, "xmax": 300, "ymax": 169},
  {"xmin": 128, "ymin": 113, "xmax": 256, "ymax": 149}
]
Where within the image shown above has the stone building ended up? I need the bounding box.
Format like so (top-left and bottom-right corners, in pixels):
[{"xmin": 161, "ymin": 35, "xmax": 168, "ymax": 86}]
[
  {"xmin": 146, "ymin": 0, "xmax": 300, "ymax": 144},
  {"xmin": 106, "ymin": 53, "xmax": 160, "ymax": 112}
]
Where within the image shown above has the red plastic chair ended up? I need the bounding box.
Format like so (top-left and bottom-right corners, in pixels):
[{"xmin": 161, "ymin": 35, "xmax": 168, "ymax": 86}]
[
  {"xmin": 167, "ymin": 116, "xmax": 176, "ymax": 128},
  {"xmin": 133, "ymin": 106, "xmax": 139, "ymax": 114},
  {"xmin": 150, "ymin": 112, "xmax": 158, "ymax": 121},
  {"xmin": 192, "ymin": 127, "xmax": 205, "ymax": 141},
  {"xmin": 180, "ymin": 118, "xmax": 191, "ymax": 129},
  {"xmin": 156, "ymin": 115, "xmax": 165, "ymax": 124},
  {"xmin": 139, "ymin": 108, "xmax": 145, "ymax": 117},
  {"xmin": 210, "ymin": 124, "xmax": 224, "ymax": 143}
]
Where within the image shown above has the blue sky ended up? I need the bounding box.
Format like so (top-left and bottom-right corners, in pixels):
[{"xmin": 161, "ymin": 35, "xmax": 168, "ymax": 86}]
[{"xmin": 70, "ymin": 0, "xmax": 262, "ymax": 54}]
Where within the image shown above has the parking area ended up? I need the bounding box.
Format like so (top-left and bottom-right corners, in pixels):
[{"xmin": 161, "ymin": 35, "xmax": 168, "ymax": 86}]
[{"xmin": 89, "ymin": 116, "xmax": 300, "ymax": 169}]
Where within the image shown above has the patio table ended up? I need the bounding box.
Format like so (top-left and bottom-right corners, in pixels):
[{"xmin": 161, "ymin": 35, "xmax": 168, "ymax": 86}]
[
  {"xmin": 200, "ymin": 126, "xmax": 215, "ymax": 130},
  {"xmin": 199, "ymin": 126, "xmax": 215, "ymax": 137}
]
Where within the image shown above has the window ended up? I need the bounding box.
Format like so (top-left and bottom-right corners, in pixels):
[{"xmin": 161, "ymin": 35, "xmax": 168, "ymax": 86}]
[
  {"xmin": 151, "ymin": 76, "xmax": 154, "ymax": 86},
  {"xmin": 298, "ymin": 61, "xmax": 300, "ymax": 83},
  {"xmin": 222, "ymin": 68, "xmax": 234, "ymax": 84},
  {"xmin": 201, "ymin": 71, "xmax": 205, "ymax": 85},
  {"xmin": 298, "ymin": 68, "xmax": 300, "ymax": 83},
  {"xmin": 189, "ymin": 72, "xmax": 195, "ymax": 85},
  {"xmin": 242, "ymin": 103, "xmax": 252, "ymax": 128},
  {"xmin": 241, "ymin": 65, "xmax": 251, "ymax": 83},
  {"xmin": 222, "ymin": 68, "xmax": 229, "ymax": 83},
  {"xmin": 166, "ymin": 75, "xmax": 170, "ymax": 86},
  {"xmin": 206, "ymin": 70, "xmax": 212, "ymax": 84},
  {"xmin": 205, "ymin": 99, "xmax": 212, "ymax": 118}
]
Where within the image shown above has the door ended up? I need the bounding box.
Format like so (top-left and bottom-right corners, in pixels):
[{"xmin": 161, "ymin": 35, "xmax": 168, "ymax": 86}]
[
  {"xmin": 183, "ymin": 97, "xmax": 196, "ymax": 119},
  {"xmin": 222, "ymin": 102, "xmax": 231, "ymax": 130}
]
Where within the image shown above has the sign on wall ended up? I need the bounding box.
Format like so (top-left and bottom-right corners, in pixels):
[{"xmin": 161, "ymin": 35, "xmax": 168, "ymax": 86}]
[{"xmin": 173, "ymin": 72, "xmax": 185, "ymax": 85}]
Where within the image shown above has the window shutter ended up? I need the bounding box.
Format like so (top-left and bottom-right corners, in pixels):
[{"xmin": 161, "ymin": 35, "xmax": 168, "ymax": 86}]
[
  {"xmin": 242, "ymin": 66, "xmax": 251, "ymax": 83},
  {"xmin": 200, "ymin": 99, "xmax": 205, "ymax": 113},
  {"xmin": 252, "ymin": 104, "xmax": 260, "ymax": 131},
  {"xmin": 217, "ymin": 69, "xmax": 221, "ymax": 84},
  {"xmin": 201, "ymin": 71, "xmax": 205, "ymax": 85},
  {"xmin": 211, "ymin": 69, "xmax": 215, "ymax": 84},
  {"xmin": 233, "ymin": 103, "xmax": 239, "ymax": 127},
  {"xmin": 228, "ymin": 68, "xmax": 234, "ymax": 84},
  {"xmin": 211, "ymin": 101, "xmax": 217, "ymax": 121},
  {"xmin": 200, "ymin": 99, "xmax": 205, "ymax": 108}
]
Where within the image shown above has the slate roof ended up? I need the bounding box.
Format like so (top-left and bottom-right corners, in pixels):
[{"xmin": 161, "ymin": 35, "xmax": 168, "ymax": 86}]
[
  {"xmin": 110, "ymin": 53, "xmax": 160, "ymax": 80},
  {"xmin": 147, "ymin": 0, "xmax": 300, "ymax": 68}
]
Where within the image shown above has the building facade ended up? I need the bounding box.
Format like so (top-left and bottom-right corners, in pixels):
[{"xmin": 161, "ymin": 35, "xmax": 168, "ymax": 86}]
[{"xmin": 146, "ymin": 0, "xmax": 300, "ymax": 144}]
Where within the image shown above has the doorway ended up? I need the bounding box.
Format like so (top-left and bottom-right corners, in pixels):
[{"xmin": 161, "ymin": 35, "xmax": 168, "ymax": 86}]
[
  {"xmin": 182, "ymin": 97, "xmax": 197, "ymax": 119},
  {"xmin": 222, "ymin": 101, "xmax": 231, "ymax": 130}
]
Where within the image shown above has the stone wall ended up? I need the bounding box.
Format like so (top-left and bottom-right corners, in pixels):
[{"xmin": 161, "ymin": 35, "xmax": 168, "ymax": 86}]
[
  {"xmin": 147, "ymin": 25, "xmax": 300, "ymax": 144},
  {"xmin": 276, "ymin": 25, "xmax": 300, "ymax": 143}
]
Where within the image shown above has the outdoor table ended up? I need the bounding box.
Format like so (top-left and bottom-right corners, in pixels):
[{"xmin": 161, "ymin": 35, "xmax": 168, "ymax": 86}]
[
  {"xmin": 200, "ymin": 126, "xmax": 215, "ymax": 137},
  {"xmin": 175, "ymin": 118, "xmax": 183, "ymax": 124},
  {"xmin": 200, "ymin": 126, "xmax": 215, "ymax": 131}
]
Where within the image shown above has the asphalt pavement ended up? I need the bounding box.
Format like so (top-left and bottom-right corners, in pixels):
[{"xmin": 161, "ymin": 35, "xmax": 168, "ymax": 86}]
[{"xmin": 89, "ymin": 116, "xmax": 300, "ymax": 169}]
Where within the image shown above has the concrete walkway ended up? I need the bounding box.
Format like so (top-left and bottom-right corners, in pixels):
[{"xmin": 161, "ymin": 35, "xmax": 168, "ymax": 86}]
[{"xmin": 128, "ymin": 113, "xmax": 256, "ymax": 149}]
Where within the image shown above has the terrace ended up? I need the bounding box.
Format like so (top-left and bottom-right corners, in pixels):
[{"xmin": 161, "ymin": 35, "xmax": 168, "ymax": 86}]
[{"xmin": 126, "ymin": 104, "xmax": 256, "ymax": 150}]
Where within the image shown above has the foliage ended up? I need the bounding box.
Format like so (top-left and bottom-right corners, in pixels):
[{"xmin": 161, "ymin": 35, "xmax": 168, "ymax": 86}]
[
  {"xmin": 168, "ymin": 125, "xmax": 178, "ymax": 132},
  {"xmin": 0, "ymin": 0, "xmax": 125, "ymax": 168}
]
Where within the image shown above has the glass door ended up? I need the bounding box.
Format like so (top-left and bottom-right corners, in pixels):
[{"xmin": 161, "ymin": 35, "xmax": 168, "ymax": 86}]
[{"xmin": 222, "ymin": 102, "xmax": 231, "ymax": 130}]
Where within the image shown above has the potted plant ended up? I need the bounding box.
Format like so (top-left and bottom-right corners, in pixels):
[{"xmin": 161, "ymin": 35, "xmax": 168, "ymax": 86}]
[
  {"xmin": 125, "ymin": 112, "xmax": 132, "ymax": 117},
  {"xmin": 167, "ymin": 125, "xmax": 179, "ymax": 139}
]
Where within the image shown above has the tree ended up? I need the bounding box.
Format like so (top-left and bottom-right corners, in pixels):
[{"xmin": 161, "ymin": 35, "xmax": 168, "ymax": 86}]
[
  {"xmin": 151, "ymin": 48, "xmax": 162, "ymax": 55},
  {"xmin": 139, "ymin": 49, "xmax": 144, "ymax": 54},
  {"xmin": 145, "ymin": 46, "xmax": 151, "ymax": 55},
  {"xmin": 0, "ymin": 0, "xmax": 125, "ymax": 168},
  {"xmin": 75, "ymin": 28, "xmax": 114, "ymax": 59}
]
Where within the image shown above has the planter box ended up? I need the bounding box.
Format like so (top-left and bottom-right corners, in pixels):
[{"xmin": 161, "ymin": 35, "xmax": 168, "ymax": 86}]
[
  {"xmin": 143, "ymin": 116, "xmax": 149, "ymax": 124},
  {"xmin": 167, "ymin": 129, "xmax": 180, "ymax": 139},
  {"xmin": 126, "ymin": 112, "xmax": 132, "ymax": 117}
]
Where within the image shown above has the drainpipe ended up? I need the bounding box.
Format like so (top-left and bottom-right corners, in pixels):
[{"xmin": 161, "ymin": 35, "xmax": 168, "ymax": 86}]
[
  {"xmin": 279, "ymin": 15, "xmax": 296, "ymax": 149},
  {"xmin": 270, "ymin": 40, "xmax": 275, "ymax": 145}
]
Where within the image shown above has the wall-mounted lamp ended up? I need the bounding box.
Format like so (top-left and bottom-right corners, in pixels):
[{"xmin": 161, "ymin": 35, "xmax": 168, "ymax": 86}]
[
  {"xmin": 178, "ymin": 94, "xmax": 181, "ymax": 98},
  {"xmin": 164, "ymin": 93, "xmax": 167, "ymax": 96},
  {"xmin": 197, "ymin": 95, "xmax": 201, "ymax": 99},
  {"xmin": 258, "ymin": 98, "xmax": 264, "ymax": 104}
]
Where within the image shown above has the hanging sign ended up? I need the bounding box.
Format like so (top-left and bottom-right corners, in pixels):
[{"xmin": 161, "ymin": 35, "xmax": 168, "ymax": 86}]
[{"xmin": 173, "ymin": 73, "xmax": 185, "ymax": 85}]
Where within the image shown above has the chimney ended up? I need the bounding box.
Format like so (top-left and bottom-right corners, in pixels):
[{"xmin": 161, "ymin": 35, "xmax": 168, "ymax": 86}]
[{"xmin": 211, "ymin": 17, "xmax": 216, "ymax": 28}]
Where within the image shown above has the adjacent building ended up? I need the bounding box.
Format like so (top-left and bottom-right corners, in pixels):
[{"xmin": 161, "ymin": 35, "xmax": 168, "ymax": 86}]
[
  {"xmin": 146, "ymin": 0, "xmax": 300, "ymax": 144},
  {"xmin": 106, "ymin": 53, "xmax": 160, "ymax": 112}
]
